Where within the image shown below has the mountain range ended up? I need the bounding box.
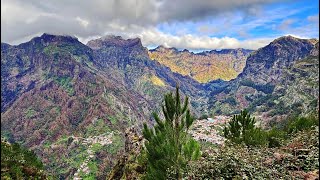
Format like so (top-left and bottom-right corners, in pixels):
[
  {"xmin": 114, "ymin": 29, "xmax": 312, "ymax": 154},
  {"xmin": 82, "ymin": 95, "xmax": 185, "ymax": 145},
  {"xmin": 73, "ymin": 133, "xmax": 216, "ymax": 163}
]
[{"xmin": 1, "ymin": 33, "xmax": 319, "ymax": 178}]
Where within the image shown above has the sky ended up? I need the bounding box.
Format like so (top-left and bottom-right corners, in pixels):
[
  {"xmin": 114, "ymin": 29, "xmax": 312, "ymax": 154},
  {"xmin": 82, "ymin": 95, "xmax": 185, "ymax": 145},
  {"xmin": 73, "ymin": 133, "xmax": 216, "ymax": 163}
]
[{"xmin": 1, "ymin": 0, "xmax": 319, "ymax": 50}]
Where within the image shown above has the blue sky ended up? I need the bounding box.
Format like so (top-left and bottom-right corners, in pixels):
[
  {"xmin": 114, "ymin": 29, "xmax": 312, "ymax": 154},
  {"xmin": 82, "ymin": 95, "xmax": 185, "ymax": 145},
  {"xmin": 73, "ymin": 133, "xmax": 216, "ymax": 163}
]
[
  {"xmin": 1, "ymin": 0, "xmax": 319, "ymax": 50},
  {"xmin": 157, "ymin": 1, "xmax": 319, "ymax": 39}
]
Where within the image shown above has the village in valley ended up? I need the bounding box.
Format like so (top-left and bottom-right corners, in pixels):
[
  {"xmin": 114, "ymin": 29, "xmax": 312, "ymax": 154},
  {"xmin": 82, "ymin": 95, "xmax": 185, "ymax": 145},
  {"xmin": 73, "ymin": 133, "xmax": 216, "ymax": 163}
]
[{"xmin": 190, "ymin": 116, "xmax": 231, "ymax": 146}]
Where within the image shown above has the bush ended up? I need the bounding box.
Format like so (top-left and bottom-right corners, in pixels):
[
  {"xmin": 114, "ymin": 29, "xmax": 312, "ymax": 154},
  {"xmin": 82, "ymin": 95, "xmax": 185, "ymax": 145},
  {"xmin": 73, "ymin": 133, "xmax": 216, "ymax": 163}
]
[
  {"xmin": 287, "ymin": 116, "xmax": 319, "ymax": 134},
  {"xmin": 266, "ymin": 128, "xmax": 286, "ymax": 148},
  {"xmin": 244, "ymin": 128, "xmax": 268, "ymax": 147},
  {"xmin": 224, "ymin": 109, "xmax": 293, "ymax": 147}
]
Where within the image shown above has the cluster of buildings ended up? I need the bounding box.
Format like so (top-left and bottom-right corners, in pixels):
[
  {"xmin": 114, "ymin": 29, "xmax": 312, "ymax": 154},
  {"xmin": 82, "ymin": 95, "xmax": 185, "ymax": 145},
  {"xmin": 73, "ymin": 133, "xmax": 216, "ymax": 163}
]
[
  {"xmin": 82, "ymin": 133, "xmax": 113, "ymax": 146},
  {"xmin": 73, "ymin": 132, "xmax": 113, "ymax": 179},
  {"xmin": 190, "ymin": 116, "xmax": 230, "ymax": 145}
]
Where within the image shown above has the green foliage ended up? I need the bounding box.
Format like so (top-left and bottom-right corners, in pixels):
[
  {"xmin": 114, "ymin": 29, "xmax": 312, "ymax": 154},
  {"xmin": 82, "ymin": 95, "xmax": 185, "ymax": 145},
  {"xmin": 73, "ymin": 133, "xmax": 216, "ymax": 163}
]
[
  {"xmin": 108, "ymin": 116, "xmax": 118, "ymax": 125},
  {"xmin": 25, "ymin": 108, "xmax": 36, "ymax": 118},
  {"xmin": 142, "ymin": 86, "xmax": 201, "ymax": 179},
  {"xmin": 105, "ymin": 134, "xmax": 124, "ymax": 155},
  {"xmin": 91, "ymin": 143, "xmax": 103, "ymax": 152},
  {"xmin": 286, "ymin": 116, "xmax": 319, "ymax": 134},
  {"xmin": 244, "ymin": 128, "xmax": 268, "ymax": 147},
  {"xmin": 266, "ymin": 128, "xmax": 286, "ymax": 148},
  {"xmin": 85, "ymin": 119, "xmax": 111, "ymax": 137},
  {"xmin": 223, "ymin": 109, "xmax": 257, "ymax": 145},
  {"xmin": 269, "ymin": 114, "xmax": 319, "ymax": 135},
  {"xmin": 224, "ymin": 109, "xmax": 285, "ymax": 147},
  {"xmin": 87, "ymin": 161, "xmax": 99, "ymax": 176},
  {"xmin": 53, "ymin": 76, "xmax": 74, "ymax": 96},
  {"xmin": 1, "ymin": 141, "xmax": 47, "ymax": 179}
]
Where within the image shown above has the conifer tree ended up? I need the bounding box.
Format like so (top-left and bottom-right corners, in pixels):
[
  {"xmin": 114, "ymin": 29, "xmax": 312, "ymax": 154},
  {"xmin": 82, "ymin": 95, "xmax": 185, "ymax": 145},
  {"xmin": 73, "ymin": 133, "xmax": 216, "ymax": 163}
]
[
  {"xmin": 224, "ymin": 109, "xmax": 256, "ymax": 144},
  {"xmin": 142, "ymin": 86, "xmax": 201, "ymax": 180}
]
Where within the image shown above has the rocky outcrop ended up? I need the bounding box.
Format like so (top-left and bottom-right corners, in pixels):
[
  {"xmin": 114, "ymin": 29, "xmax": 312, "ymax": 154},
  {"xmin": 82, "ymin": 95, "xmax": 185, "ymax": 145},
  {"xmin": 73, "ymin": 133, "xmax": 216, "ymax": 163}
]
[{"xmin": 107, "ymin": 127, "xmax": 145, "ymax": 180}]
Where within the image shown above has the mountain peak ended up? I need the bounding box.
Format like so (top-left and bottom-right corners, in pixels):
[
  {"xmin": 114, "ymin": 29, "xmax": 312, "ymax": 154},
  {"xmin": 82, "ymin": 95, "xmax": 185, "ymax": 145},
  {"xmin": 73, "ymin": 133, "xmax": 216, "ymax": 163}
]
[
  {"xmin": 270, "ymin": 35, "xmax": 316, "ymax": 46},
  {"xmin": 38, "ymin": 33, "xmax": 79, "ymax": 43},
  {"xmin": 151, "ymin": 45, "xmax": 182, "ymax": 53},
  {"xmin": 261, "ymin": 35, "xmax": 316, "ymax": 56},
  {"xmin": 241, "ymin": 36, "xmax": 316, "ymax": 83},
  {"xmin": 273, "ymin": 35, "xmax": 299, "ymax": 42},
  {"xmin": 87, "ymin": 35, "xmax": 143, "ymax": 50},
  {"xmin": 153, "ymin": 45, "xmax": 167, "ymax": 51},
  {"xmin": 16, "ymin": 33, "xmax": 81, "ymax": 48},
  {"xmin": 182, "ymin": 49, "xmax": 189, "ymax": 52},
  {"xmin": 1, "ymin": 42, "xmax": 11, "ymax": 50}
]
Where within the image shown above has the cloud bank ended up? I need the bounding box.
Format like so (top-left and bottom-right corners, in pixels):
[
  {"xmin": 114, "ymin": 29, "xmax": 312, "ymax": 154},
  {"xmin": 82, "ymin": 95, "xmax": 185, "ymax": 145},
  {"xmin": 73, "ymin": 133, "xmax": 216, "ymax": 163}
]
[{"xmin": 1, "ymin": 0, "xmax": 317, "ymax": 50}]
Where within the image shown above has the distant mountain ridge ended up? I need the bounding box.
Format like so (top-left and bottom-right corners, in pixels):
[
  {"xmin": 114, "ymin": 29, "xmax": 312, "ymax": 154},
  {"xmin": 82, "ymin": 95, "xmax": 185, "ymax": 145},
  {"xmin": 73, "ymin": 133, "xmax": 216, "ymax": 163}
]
[{"xmin": 149, "ymin": 45, "xmax": 253, "ymax": 82}]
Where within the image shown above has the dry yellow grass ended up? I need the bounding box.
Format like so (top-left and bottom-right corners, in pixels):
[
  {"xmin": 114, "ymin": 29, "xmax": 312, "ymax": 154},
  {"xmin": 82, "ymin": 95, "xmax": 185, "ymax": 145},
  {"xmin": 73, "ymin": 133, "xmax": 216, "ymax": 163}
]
[{"xmin": 150, "ymin": 75, "xmax": 166, "ymax": 86}]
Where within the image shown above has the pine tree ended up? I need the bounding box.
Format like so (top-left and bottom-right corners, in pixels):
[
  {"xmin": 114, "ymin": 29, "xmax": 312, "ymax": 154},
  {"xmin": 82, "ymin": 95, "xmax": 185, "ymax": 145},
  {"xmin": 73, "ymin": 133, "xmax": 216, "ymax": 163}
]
[
  {"xmin": 224, "ymin": 109, "xmax": 256, "ymax": 144},
  {"xmin": 142, "ymin": 86, "xmax": 201, "ymax": 180}
]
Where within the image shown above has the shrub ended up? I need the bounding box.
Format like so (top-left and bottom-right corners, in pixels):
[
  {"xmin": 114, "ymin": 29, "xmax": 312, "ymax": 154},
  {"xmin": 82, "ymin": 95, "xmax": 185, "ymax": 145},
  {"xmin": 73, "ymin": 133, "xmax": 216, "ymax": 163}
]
[
  {"xmin": 186, "ymin": 126, "xmax": 319, "ymax": 179},
  {"xmin": 224, "ymin": 109, "xmax": 287, "ymax": 147},
  {"xmin": 266, "ymin": 128, "xmax": 286, "ymax": 148},
  {"xmin": 287, "ymin": 116, "xmax": 319, "ymax": 134},
  {"xmin": 244, "ymin": 128, "xmax": 268, "ymax": 147}
]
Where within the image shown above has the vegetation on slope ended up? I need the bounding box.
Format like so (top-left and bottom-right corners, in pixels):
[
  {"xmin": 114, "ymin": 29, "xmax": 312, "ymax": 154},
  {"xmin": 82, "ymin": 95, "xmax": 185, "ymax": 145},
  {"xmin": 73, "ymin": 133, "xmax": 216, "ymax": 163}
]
[{"xmin": 1, "ymin": 140, "xmax": 48, "ymax": 179}]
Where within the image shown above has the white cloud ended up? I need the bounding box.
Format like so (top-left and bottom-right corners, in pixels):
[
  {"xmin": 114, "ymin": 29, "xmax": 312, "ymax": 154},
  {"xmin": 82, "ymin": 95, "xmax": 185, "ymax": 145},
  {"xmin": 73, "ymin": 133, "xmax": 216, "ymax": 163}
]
[
  {"xmin": 76, "ymin": 17, "xmax": 89, "ymax": 28},
  {"xmin": 1, "ymin": 0, "xmax": 316, "ymax": 51},
  {"xmin": 111, "ymin": 27, "xmax": 274, "ymax": 50},
  {"xmin": 278, "ymin": 19, "xmax": 296, "ymax": 31},
  {"xmin": 1, "ymin": 0, "xmax": 287, "ymax": 45},
  {"xmin": 307, "ymin": 14, "xmax": 319, "ymax": 23}
]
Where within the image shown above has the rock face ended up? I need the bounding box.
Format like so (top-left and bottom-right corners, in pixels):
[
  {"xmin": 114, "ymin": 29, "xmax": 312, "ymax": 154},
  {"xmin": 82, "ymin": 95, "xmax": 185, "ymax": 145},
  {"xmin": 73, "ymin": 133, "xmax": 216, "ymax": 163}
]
[
  {"xmin": 240, "ymin": 35, "xmax": 315, "ymax": 84},
  {"xmin": 107, "ymin": 127, "xmax": 145, "ymax": 180},
  {"xmin": 149, "ymin": 46, "xmax": 252, "ymax": 82},
  {"xmin": 87, "ymin": 35, "xmax": 212, "ymax": 115}
]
